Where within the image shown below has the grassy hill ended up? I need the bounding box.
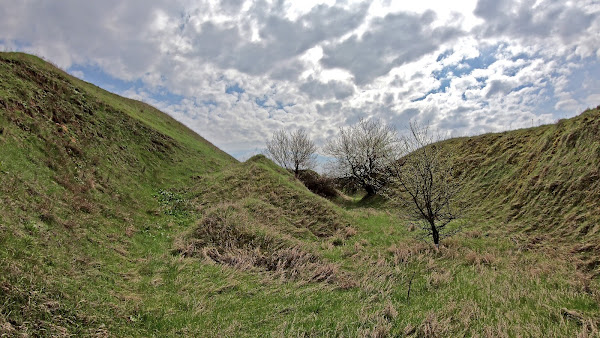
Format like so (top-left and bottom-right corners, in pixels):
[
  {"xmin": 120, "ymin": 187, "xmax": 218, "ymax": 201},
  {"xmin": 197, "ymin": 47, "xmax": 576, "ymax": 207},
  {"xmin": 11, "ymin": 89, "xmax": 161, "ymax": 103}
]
[
  {"xmin": 0, "ymin": 52, "xmax": 238, "ymax": 334},
  {"xmin": 1, "ymin": 52, "xmax": 599, "ymax": 336},
  {"xmin": 445, "ymin": 107, "xmax": 600, "ymax": 276}
]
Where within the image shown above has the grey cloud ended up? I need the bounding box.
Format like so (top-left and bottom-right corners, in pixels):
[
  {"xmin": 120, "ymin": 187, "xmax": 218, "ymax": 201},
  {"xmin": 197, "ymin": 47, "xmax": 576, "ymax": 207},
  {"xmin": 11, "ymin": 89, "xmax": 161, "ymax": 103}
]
[
  {"xmin": 389, "ymin": 108, "xmax": 420, "ymax": 127},
  {"xmin": 300, "ymin": 78, "xmax": 355, "ymax": 100},
  {"xmin": 316, "ymin": 102, "xmax": 342, "ymax": 116},
  {"xmin": 473, "ymin": 0, "xmax": 509, "ymax": 20},
  {"xmin": 0, "ymin": 1, "xmax": 368, "ymax": 82},
  {"xmin": 474, "ymin": 0, "xmax": 597, "ymax": 42},
  {"xmin": 0, "ymin": 0, "xmax": 175, "ymax": 75},
  {"xmin": 390, "ymin": 75, "xmax": 404, "ymax": 87},
  {"xmin": 438, "ymin": 106, "xmax": 472, "ymax": 130},
  {"xmin": 185, "ymin": 3, "xmax": 368, "ymax": 77},
  {"xmin": 220, "ymin": 0, "xmax": 245, "ymax": 14},
  {"xmin": 557, "ymin": 7, "xmax": 595, "ymax": 39},
  {"xmin": 268, "ymin": 61, "xmax": 305, "ymax": 81},
  {"xmin": 485, "ymin": 80, "xmax": 514, "ymax": 98},
  {"xmin": 190, "ymin": 22, "xmax": 242, "ymax": 60},
  {"xmin": 384, "ymin": 93, "xmax": 394, "ymax": 105},
  {"xmin": 320, "ymin": 11, "xmax": 464, "ymax": 85},
  {"xmin": 259, "ymin": 4, "xmax": 367, "ymax": 51}
]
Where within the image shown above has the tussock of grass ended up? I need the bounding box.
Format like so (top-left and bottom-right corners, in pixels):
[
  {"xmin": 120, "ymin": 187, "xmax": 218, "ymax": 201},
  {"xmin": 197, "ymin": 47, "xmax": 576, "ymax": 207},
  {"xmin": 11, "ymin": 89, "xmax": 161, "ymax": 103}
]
[{"xmin": 174, "ymin": 200, "xmax": 341, "ymax": 283}]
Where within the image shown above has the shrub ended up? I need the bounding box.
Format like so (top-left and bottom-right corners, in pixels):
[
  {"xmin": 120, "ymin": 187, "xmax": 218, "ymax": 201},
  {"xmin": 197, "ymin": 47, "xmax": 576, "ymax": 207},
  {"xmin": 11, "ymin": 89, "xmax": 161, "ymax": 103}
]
[{"xmin": 296, "ymin": 170, "xmax": 338, "ymax": 198}]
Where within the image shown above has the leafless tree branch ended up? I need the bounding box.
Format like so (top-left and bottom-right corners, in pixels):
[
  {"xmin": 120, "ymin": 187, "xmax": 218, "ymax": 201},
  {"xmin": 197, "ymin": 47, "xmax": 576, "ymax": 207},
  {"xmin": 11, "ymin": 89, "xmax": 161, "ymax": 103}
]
[
  {"xmin": 385, "ymin": 121, "xmax": 462, "ymax": 248},
  {"xmin": 266, "ymin": 129, "xmax": 317, "ymax": 176},
  {"xmin": 324, "ymin": 118, "xmax": 401, "ymax": 196}
]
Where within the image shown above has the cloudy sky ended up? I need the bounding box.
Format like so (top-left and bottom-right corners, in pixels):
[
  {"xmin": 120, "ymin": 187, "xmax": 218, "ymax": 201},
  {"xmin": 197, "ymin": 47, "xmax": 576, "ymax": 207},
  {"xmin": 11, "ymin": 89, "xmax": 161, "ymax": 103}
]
[{"xmin": 1, "ymin": 0, "xmax": 599, "ymax": 159}]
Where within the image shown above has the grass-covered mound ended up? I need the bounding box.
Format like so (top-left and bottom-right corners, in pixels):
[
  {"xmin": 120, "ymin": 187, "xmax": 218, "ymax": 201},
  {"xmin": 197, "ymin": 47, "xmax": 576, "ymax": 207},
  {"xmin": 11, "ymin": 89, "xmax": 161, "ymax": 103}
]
[
  {"xmin": 175, "ymin": 202, "xmax": 340, "ymax": 283},
  {"xmin": 0, "ymin": 52, "xmax": 235, "ymax": 334},
  {"xmin": 187, "ymin": 155, "xmax": 350, "ymax": 239},
  {"xmin": 174, "ymin": 155, "xmax": 353, "ymax": 283},
  {"xmin": 0, "ymin": 52, "xmax": 234, "ymax": 229},
  {"xmin": 441, "ymin": 107, "xmax": 600, "ymax": 276}
]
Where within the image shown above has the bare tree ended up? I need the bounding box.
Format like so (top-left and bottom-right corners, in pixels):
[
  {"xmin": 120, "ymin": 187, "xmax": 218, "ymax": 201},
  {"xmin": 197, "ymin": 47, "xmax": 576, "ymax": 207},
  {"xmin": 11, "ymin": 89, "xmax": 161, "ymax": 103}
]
[
  {"xmin": 324, "ymin": 118, "xmax": 401, "ymax": 196},
  {"xmin": 387, "ymin": 122, "xmax": 461, "ymax": 248},
  {"xmin": 266, "ymin": 129, "xmax": 317, "ymax": 176}
]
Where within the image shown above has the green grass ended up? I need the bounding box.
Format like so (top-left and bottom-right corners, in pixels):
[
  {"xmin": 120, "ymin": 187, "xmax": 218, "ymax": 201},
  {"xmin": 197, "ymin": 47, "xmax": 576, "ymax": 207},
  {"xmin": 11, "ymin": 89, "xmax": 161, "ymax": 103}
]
[
  {"xmin": 0, "ymin": 52, "xmax": 234, "ymax": 334},
  {"xmin": 1, "ymin": 52, "xmax": 599, "ymax": 336},
  {"xmin": 439, "ymin": 108, "xmax": 600, "ymax": 279}
]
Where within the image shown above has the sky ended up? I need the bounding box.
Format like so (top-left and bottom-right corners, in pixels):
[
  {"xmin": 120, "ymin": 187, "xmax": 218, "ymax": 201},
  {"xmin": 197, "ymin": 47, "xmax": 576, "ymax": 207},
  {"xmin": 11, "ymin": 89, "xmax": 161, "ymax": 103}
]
[{"xmin": 1, "ymin": 0, "xmax": 599, "ymax": 160}]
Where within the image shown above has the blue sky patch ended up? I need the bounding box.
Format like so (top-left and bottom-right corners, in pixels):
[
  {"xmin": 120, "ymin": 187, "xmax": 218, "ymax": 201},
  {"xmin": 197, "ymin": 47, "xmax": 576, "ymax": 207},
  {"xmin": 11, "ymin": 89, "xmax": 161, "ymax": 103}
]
[
  {"xmin": 435, "ymin": 49, "xmax": 454, "ymax": 62},
  {"xmin": 415, "ymin": 45, "xmax": 502, "ymax": 102},
  {"xmin": 464, "ymin": 45, "xmax": 498, "ymax": 69},
  {"xmin": 67, "ymin": 63, "xmax": 184, "ymax": 106},
  {"xmin": 225, "ymin": 83, "xmax": 245, "ymax": 95},
  {"xmin": 510, "ymin": 84, "xmax": 532, "ymax": 93},
  {"xmin": 254, "ymin": 95, "xmax": 294, "ymax": 112},
  {"xmin": 255, "ymin": 96, "xmax": 268, "ymax": 107},
  {"xmin": 67, "ymin": 64, "xmax": 138, "ymax": 94},
  {"xmin": 412, "ymin": 78, "xmax": 452, "ymax": 102}
]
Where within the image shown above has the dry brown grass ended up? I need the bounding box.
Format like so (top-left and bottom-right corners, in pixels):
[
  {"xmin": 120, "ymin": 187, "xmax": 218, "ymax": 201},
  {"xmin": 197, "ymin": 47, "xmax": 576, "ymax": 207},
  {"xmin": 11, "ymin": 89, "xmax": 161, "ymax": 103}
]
[
  {"xmin": 174, "ymin": 202, "xmax": 342, "ymax": 284},
  {"xmin": 572, "ymin": 242, "xmax": 600, "ymax": 278},
  {"xmin": 426, "ymin": 268, "xmax": 452, "ymax": 289},
  {"xmin": 464, "ymin": 250, "xmax": 496, "ymax": 267},
  {"xmin": 577, "ymin": 318, "xmax": 599, "ymax": 338},
  {"xmin": 463, "ymin": 230, "xmax": 483, "ymax": 238},
  {"xmin": 344, "ymin": 226, "xmax": 358, "ymax": 237},
  {"xmin": 357, "ymin": 316, "xmax": 391, "ymax": 338},
  {"xmin": 382, "ymin": 301, "xmax": 398, "ymax": 321},
  {"xmin": 416, "ymin": 312, "xmax": 452, "ymax": 337},
  {"xmin": 0, "ymin": 317, "xmax": 16, "ymax": 335},
  {"xmin": 356, "ymin": 300, "xmax": 398, "ymax": 338},
  {"xmin": 387, "ymin": 241, "xmax": 431, "ymax": 265}
]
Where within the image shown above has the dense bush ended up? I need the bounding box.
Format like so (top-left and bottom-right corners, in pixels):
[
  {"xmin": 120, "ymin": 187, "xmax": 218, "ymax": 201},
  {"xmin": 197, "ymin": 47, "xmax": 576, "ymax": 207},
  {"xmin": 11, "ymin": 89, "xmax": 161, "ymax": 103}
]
[
  {"xmin": 297, "ymin": 170, "xmax": 339, "ymax": 198},
  {"xmin": 333, "ymin": 176, "xmax": 363, "ymax": 196}
]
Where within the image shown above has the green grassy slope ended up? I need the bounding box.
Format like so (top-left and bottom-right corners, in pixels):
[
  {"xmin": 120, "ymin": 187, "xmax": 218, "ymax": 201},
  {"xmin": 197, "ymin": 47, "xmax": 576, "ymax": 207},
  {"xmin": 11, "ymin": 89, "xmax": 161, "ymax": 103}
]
[
  {"xmin": 443, "ymin": 107, "xmax": 600, "ymax": 276},
  {"xmin": 0, "ymin": 52, "xmax": 235, "ymax": 227},
  {"xmin": 0, "ymin": 52, "xmax": 236, "ymax": 334}
]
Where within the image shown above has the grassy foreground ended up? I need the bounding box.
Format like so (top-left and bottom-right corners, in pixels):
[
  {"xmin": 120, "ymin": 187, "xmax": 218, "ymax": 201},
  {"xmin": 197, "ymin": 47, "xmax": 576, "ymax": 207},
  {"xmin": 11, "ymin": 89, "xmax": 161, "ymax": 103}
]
[{"xmin": 1, "ymin": 53, "xmax": 599, "ymax": 336}]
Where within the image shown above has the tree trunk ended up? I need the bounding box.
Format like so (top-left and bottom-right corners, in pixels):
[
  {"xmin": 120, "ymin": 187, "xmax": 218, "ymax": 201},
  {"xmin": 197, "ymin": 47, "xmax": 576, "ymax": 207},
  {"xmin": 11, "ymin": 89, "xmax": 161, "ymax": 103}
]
[
  {"xmin": 364, "ymin": 185, "xmax": 376, "ymax": 196},
  {"xmin": 431, "ymin": 221, "xmax": 440, "ymax": 249}
]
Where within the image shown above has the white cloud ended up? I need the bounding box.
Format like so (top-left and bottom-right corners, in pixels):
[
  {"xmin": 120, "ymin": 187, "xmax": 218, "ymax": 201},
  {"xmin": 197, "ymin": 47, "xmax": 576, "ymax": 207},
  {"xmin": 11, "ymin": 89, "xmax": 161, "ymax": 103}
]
[
  {"xmin": 0, "ymin": 0, "xmax": 599, "ymax": 157},
  {"xmin": 555, "ymin": 99, "xmax": 580, "ymax": 112},
  {"xmin": 585, "ymin": 94, "xmax": 600, "ymax": 107},
  {"xmin": 68, "ymin": 70, "xmax": 85, "ymax": 79}
]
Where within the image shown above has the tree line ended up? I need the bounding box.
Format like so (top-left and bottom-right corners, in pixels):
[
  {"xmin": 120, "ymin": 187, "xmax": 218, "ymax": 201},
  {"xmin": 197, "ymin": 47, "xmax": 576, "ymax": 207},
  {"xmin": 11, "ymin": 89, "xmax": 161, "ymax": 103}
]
[{"xmin": 265, "ymin": 119, "xmax": 461, "ymax": 248}]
